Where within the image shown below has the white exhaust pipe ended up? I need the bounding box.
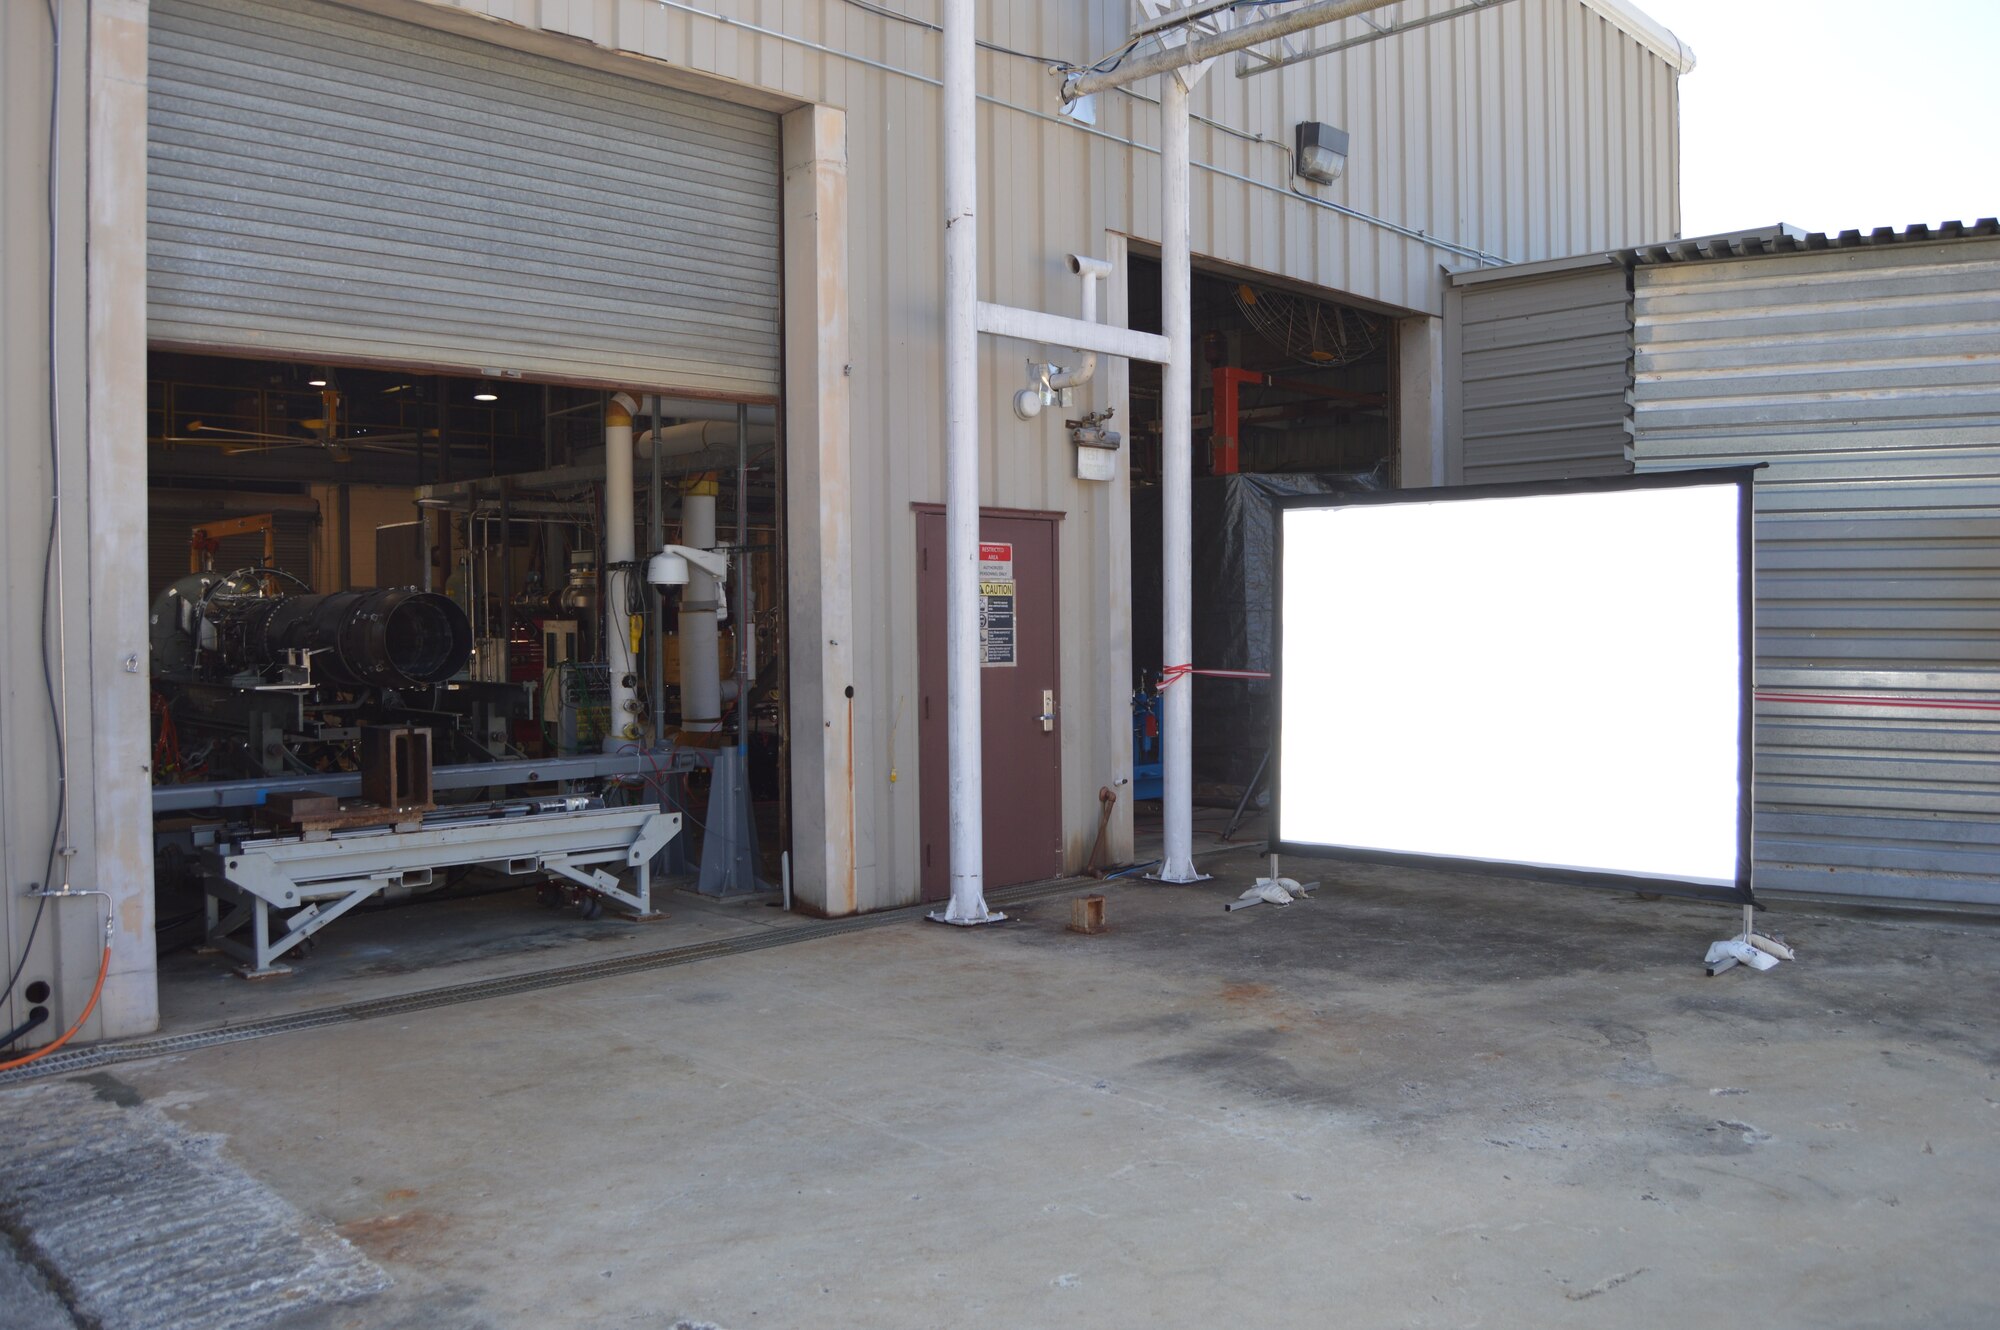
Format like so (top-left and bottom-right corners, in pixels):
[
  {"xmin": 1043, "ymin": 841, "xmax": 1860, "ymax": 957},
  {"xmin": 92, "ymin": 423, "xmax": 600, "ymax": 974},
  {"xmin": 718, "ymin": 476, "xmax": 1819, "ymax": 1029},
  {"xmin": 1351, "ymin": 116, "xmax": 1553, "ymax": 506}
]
[
  {"xmin": 1049, "ymin": 254, "xmax": 1114, "ymax": 391},
  {"xmin": 678, "ymin": 485, "xmax": 723, "ymax": 733},
  {"xmin": 604, "ymin": 393, "xmax": 642, "ymax": 749},
  {"xmin": 634, "ymin": 421, "xmax": 776, "ymax": 456}
]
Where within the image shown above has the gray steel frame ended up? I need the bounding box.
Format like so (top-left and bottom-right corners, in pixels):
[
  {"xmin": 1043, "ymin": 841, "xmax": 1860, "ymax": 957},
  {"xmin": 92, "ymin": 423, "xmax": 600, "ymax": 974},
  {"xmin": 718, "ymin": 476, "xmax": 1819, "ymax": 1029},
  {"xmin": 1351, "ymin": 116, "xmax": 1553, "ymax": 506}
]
[
  {"xmin": 201, "ymin": 804, "xmax": 680, "ymax": 976},
  {"xmin": 153, "ymin": 752, "xmax": 700, "ymax": 812}
]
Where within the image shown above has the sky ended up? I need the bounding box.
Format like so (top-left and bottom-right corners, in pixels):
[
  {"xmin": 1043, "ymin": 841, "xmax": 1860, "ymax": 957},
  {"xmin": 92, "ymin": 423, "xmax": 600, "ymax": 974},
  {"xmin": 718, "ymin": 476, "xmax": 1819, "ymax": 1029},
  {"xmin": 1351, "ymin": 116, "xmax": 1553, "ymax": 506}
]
[{"xmin": 1635, "ymin": 0, "xmax": 2000, "ymax": 237}]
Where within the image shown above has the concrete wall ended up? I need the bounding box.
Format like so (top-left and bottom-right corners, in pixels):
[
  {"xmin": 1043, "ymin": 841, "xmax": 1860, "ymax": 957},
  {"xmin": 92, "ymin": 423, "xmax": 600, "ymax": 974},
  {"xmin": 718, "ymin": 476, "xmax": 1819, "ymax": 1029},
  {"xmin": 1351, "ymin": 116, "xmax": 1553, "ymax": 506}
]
[
  {"xmin": 5, "ymin": 0, "xmax": 1686, "ymax": 1037},
  {"xmin": 2, "ymin": 0, "xmax": 155, "ymax": 1047}
]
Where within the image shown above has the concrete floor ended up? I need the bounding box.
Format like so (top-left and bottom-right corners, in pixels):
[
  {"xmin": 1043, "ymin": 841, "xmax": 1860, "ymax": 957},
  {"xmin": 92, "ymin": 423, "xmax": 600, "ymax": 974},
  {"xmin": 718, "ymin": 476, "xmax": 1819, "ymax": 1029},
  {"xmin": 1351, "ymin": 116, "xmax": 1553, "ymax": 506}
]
[
  {"xmin": 5, "ymin": 857, "xmax": 1996, "ymax": 1329},
  {"xmin": 154, "ymin": 879, "xmax": 808, "ymax": 1034}
]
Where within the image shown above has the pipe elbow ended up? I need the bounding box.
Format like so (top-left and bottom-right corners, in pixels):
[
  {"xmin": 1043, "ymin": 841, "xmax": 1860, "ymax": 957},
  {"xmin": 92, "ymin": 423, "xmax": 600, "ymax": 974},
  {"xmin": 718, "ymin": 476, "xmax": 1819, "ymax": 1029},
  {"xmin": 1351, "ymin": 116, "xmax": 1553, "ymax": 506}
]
[
  {"xmin": 1048, "ymin": 353, "xmax": 1098, "ymax": 391},
  {"xmin": 608, "ymin": 391, "xmax": 642, "ymax": 427},
  {"xmin": 1067, "ymin": 254, "xmax": 1114, "ymax": 281}
]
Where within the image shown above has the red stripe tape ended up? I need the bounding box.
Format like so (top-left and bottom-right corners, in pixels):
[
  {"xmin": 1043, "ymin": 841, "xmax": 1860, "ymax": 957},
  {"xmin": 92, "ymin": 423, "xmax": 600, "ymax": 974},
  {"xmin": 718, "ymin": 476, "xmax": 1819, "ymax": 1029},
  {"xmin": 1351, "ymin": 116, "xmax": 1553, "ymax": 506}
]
[
  {"xmin": 1156, "ymin": 665, "xmax": 1271, "ymax": 689},
  {"xmin": 1150, "ymin": 674, "xmax": 1992, "ymax": 711}
]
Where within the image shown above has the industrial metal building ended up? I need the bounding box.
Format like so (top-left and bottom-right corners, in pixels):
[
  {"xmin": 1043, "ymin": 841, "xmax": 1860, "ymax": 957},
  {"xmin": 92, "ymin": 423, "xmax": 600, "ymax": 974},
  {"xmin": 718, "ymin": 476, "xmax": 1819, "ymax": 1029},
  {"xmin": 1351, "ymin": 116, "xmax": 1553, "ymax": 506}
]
[
  {"xmin": 1445, "ymin": 221, "xmax": 2000, "ymax": 907},
  {"xmin": 6, "ymin": 0, "xmax": 1698, "ymax": 1046}
]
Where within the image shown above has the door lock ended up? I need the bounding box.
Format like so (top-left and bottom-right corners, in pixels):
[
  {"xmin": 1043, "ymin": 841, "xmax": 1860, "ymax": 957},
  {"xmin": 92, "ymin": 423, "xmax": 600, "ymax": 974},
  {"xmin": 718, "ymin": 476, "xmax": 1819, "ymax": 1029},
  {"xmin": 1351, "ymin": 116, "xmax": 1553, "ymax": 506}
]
[{"xmin": 1039, "ymin": 689, "xmax": 1055, "ymax": 732}]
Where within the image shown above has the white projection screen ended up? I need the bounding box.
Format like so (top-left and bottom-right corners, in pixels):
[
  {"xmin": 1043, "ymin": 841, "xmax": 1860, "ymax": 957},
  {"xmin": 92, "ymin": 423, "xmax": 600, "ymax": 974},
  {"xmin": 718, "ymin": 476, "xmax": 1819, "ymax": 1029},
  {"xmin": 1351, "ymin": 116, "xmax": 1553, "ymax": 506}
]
[{"xmin": 1273, "ymin": 470, "xmax": 1754, "ymax": 903}]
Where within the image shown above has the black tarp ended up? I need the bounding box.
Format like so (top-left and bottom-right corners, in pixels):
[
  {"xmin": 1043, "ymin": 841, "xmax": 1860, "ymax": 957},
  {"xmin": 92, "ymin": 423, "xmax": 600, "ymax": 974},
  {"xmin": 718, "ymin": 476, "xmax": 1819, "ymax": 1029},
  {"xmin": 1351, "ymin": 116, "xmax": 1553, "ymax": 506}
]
[{"xmin": 1132, "ymin": 471, "xmax": 1385, "ymax": 790}]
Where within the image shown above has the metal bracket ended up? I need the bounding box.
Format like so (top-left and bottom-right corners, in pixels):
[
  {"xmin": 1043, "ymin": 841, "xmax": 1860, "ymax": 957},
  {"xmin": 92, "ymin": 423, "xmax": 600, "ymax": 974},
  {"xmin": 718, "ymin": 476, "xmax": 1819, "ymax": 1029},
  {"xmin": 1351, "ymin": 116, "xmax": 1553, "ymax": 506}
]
[{"xmin": 202, "ymin": 805, "xmax": 681, "ymax": 973}]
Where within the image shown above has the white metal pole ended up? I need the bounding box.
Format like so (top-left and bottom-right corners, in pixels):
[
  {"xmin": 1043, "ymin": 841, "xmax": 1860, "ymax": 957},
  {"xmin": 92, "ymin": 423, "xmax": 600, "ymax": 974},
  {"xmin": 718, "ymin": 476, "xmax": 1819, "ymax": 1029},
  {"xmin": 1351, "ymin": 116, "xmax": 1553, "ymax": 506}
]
[
  {"xmin": 1157, "ymin": 72, "xmax": 1201, "ymax": 883},
  {"xmin": 604, "ymin": 396, "xmax": 639, "ymax": 751},
  {"xmin": 939, "ymin": 0, "xmax": 997, "ymax": 924}
]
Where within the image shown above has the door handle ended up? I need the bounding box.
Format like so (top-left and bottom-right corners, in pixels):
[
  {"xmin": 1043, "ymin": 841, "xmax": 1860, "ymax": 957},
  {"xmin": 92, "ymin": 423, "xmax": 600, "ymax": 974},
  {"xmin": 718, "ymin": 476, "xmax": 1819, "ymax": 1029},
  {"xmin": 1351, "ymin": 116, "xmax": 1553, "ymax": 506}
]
[{"xmin": 1039, "ymin": 688, "xmax": 1055, "ymax": 732}]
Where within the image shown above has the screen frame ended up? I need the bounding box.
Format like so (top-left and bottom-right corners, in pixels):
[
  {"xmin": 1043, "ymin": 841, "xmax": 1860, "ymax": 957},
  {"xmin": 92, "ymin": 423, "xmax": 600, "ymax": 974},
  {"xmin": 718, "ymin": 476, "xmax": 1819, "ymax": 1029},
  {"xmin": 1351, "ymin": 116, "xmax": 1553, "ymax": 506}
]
[{"xmin": 1269, "ymin": 467, "xmax": 1758, "ymax": 905}]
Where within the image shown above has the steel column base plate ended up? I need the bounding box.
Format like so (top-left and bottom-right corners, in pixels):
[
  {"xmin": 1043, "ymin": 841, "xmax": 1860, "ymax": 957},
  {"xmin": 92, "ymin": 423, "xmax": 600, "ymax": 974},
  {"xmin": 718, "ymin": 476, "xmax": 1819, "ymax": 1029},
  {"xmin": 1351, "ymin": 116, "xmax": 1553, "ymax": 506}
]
[{"xmin": 924, "ymin": 910, "xmax": 1008, "ymax": 926}]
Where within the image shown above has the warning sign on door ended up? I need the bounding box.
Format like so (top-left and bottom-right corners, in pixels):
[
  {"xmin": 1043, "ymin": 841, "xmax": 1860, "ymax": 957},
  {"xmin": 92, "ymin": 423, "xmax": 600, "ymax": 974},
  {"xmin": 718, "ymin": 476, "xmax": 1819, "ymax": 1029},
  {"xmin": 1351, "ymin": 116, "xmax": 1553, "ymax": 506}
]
[
  {"xmin": 979, "ymin": 578, "xmax": 1017, "ymax": 667},
  {"xmin": 978, "ymin": 542, "xmax": 1013, "ymax": 580}
]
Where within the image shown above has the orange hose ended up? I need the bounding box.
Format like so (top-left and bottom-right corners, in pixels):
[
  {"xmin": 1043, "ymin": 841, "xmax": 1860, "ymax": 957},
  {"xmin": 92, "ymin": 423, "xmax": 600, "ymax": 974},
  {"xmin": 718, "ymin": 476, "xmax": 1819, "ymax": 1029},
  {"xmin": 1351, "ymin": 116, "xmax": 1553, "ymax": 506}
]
[
  {"xmin": 0, "ymin": 943, "xmax": 110, "ymax": 1072},
  {"xmin": 845, "ymin": 693, "xmax": 857, "ymax": 913}
]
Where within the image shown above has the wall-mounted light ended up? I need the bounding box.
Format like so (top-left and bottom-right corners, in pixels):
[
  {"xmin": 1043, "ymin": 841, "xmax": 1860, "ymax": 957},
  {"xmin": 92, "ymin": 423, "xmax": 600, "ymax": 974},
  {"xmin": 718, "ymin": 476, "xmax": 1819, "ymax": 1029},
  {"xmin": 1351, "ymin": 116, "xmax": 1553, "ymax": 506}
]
[{"xmin": 1293, "ymin": 121, "xmax": 1348, "ymax": 186}]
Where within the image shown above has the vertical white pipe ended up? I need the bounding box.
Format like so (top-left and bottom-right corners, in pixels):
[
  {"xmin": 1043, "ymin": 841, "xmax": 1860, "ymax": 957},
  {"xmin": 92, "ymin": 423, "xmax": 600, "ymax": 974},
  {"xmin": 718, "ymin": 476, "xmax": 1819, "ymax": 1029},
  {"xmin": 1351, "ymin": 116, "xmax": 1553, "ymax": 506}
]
[
  {"xmin": 680, "ymin": 489, "xmax": 721, "ymax": 732},
  {"xmin": 942, "ymin": 0, "xmax": 991, "ymax": 923},
  {"xmin": 1048, "ymin": 257, "xmax": 1106, "ymax": 390},
  {"xmin": 604, "ymin": 397, "xmax": 639, "ymax": 750},
  {"xmin": 1158, "ymin": 73, "xmax": 1199, "ymax": 882}
]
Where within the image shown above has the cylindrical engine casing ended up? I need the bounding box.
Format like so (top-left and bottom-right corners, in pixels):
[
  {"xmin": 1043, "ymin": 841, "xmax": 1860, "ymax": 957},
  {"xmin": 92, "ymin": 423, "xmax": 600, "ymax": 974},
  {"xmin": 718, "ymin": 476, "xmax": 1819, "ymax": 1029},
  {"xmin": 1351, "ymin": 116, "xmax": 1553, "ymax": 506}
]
[{"xmin": 243, "ymin": 588, "xmax": 472, "ymax": 690}]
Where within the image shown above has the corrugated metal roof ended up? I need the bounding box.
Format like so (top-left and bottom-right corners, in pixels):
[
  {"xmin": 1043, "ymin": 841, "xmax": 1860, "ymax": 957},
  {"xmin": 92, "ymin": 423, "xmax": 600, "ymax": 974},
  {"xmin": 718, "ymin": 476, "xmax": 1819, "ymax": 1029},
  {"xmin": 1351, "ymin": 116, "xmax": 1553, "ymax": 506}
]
[
  {"xmin": 1629, "ymin": 218, "xmax": 2000, "ymax": 265},
  {"xmin": 1580, "ymin": 0, "xmax": 1697, "ymax": 73},
  {"xmin": 1452, "ymin": 219, "xmax": 2000, "ymax": 289}
]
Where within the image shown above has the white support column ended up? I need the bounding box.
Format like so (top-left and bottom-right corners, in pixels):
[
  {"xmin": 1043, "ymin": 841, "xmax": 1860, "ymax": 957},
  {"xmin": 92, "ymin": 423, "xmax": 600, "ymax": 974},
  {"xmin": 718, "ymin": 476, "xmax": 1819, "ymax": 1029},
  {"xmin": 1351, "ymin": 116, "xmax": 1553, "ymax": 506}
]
[
  {"xmin": 936, "ymin": 0, "xmax": 1000, "ymax": 924},
  {"xmin": 779, "ymin": 104, "xmax": 858, "ymax": 915},
  {"xmin": 1155, "ymin": 71, "xmax": 1202, "ymax": 884},
  {"xmin": 1396, "ymin": 314, "xmax": 1446, "ymax": 487},
  {"xmin": 1099, "ymin": 234, "xmax": 1137, "ymax": 867},
  {"xmin": 86, "ymin": 0, "xmax": 158, "ymax": 1037}
]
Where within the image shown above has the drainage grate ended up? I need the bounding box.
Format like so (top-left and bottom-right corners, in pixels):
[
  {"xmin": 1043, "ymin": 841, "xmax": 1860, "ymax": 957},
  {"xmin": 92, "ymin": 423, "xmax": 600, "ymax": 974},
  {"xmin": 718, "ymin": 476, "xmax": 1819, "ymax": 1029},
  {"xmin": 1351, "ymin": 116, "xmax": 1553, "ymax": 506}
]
[{"xmin": 0, "ymin": 873, "xmax": 1123, "ymax": 1087}]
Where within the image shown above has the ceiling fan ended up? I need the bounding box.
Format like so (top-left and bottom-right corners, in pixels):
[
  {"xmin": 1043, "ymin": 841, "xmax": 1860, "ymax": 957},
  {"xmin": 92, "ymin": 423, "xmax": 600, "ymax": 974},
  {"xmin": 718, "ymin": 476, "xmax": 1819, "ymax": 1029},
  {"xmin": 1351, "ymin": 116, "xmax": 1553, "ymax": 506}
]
[
  {"xmin": 1232, "ymin": 282, "xmax": 1384, "ymax": 368},
  {"xmin": 157, "ymin": 407, "xmax": 429, "ymax": 461}
]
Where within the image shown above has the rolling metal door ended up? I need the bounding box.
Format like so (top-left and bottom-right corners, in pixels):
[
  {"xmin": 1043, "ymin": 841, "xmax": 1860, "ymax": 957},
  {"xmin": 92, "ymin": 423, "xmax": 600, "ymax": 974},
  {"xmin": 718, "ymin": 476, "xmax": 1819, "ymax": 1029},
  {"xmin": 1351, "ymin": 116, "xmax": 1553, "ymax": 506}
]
[
  {"xmin": 1449, "ymin": 266, "xmax": 1635, "ymax": 484},
  {"xmin": 1631, "ymin": 240, "xmax": 2000, "ymax": 905},
  {"xmin": 148, "ymin": 0, "xmax": 782, "ymax": 396}
]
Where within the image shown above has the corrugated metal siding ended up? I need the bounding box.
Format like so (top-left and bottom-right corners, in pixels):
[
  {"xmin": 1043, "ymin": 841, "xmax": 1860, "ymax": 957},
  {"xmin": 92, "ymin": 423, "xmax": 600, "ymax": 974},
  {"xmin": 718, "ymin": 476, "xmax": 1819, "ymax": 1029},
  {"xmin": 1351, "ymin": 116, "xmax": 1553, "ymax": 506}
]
[
  {"xmin": 1451, "ymin": 265, "xmax": 1634, "ymax": 482},
  {"xmin": 377, "ymin": 0, "xmax": 1686, "ymax": 908},
  {"xmin": 1631, "ymin": 238, "xmax": 2000, "ymax": 906},
  {"xmin": 148, "ymin": 0, "xmax": 783, "ymax": 394},
  {"xmin": 414, "ymin": 0, "xmax": 1681, "ymax": 317}
]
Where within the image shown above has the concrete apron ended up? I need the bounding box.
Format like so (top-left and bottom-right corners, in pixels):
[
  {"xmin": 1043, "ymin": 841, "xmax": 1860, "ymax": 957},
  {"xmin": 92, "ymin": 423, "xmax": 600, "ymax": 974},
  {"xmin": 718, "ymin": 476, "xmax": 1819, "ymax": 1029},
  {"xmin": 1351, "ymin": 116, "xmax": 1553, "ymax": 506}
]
[{"xmin": 2, "ymin": 858, "xmax": 1995, "ymax": 1330}]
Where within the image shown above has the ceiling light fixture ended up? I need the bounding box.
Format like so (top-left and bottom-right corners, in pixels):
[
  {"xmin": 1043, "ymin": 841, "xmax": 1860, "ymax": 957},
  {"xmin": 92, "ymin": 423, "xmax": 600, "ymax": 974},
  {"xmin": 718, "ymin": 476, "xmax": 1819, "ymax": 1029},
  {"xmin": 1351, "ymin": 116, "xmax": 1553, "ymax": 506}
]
[{"xmin": 472, "ymin": 382, "xmax": 499, "ymax": 402}]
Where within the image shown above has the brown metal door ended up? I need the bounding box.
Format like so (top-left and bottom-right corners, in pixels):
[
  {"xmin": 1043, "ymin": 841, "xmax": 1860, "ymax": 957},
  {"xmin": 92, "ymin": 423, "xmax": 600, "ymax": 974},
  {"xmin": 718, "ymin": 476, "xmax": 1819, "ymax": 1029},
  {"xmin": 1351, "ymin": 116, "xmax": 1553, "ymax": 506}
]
[{"xmin": 917, "ymin": 509, "xmax": 1063, "ymax": 901}]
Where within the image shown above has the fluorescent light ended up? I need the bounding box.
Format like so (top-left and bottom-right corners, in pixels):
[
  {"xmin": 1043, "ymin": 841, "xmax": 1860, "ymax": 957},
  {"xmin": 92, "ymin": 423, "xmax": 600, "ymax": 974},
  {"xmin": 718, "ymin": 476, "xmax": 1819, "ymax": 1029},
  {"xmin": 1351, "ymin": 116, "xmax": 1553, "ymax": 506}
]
[
  {"xmin": 1275, "ymin": 477, "xmax": 1747, "ymax": 894},
  {"xmin": 307, "ymin": 377, "xmax": 328, "ymax": 387}
]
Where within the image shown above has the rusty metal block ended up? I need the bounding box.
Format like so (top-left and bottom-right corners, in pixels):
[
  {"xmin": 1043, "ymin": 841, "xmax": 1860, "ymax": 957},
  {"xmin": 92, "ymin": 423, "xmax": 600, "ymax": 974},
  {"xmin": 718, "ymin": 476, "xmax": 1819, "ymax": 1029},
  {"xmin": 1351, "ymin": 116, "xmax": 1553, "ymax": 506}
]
[{"xmin": 1068, "ymin": 895, "xmax": 1107, "ymax": 935}]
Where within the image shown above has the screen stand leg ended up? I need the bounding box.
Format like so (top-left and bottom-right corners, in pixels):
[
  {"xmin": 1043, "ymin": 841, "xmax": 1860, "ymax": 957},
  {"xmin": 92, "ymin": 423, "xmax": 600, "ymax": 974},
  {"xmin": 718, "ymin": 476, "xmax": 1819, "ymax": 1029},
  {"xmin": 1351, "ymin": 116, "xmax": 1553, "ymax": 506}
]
[{"xmin": 1705, "ymin": 900, "xmax": 1795, "ymax": 975}]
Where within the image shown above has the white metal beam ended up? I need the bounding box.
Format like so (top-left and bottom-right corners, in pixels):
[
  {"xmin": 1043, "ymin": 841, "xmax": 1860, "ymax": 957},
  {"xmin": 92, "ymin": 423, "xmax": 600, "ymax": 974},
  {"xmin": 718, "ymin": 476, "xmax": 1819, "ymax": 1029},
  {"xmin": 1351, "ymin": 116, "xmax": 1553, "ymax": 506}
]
[{"xmin": 976, "ymin": 303, "xmax": 1171, "ymax": 365}]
